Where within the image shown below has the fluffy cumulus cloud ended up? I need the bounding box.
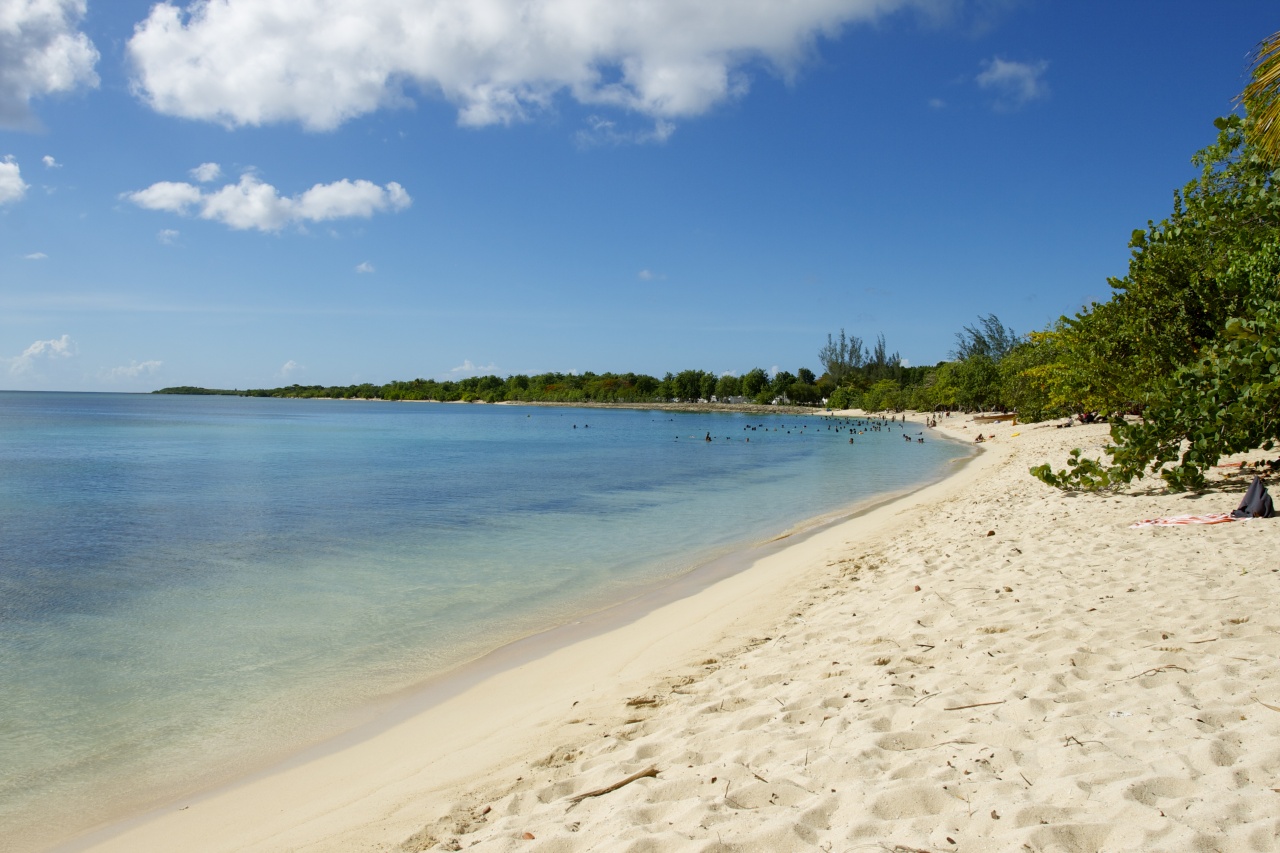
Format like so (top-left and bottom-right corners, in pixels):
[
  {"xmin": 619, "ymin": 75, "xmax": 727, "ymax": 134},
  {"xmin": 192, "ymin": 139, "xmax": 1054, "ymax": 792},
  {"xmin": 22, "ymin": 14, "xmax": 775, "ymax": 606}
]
[
  {"xmin": 355, "ymin": 261, "xmax": 374, "ymax": 273},
  {"xmin": 42, "ymin": 154, "xmax": 60, "ymax": 168},
  {"xmin": 127, "ymin": 0, "xmax": 916, "ymax": 132},
  {"xmin": 976, "ymin": 56, "xmax": 1048, "ymax": 109},
  {"xmin": 126, "ymin": 180, "xmax": 202, "ymax": 213},
  {"xmin": 0, "ymin": 0, "xmax": 99, "ymax": 129},
  {"xmin": 278, "ymin": 359, "xmax": 300, "ymax": 377},
  {"xmin": 24, "ymin": 251, "xmax": 47, "ymax": 259},
  {"xmin": 124, "ymin": 171, "xmax": 412, "ymax": 232},
  {"xmin": 0, "ymin": 156, "xmax": 28, "ymax": 204},
  {"xmin": 8, "ymin": 333, "xmax": 74, "ymax": 374}
]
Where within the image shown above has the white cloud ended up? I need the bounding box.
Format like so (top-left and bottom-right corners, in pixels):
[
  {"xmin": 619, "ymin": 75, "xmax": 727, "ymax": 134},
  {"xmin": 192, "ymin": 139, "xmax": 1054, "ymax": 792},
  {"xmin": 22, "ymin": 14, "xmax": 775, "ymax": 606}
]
[
  {"xmin": 24, "ymin": 251, "xmax": 47, "ymax": 260},
  {"xmin": 355, "ymin": 261, "xmax": 374, "ymax": 273},
  {"xmin": 449, "ymin": 359, "xmax": 498, "ymax": 376},
  {"xmin": 975, "ymin": 57, "xmax": 1048, "ymax": 110},
  {"xmin": 189, "ymin": 161, "xmax": 221, "ymax": 182},
  {"xmin": 42, "ymin": 154, "xmax": 60, "ymax": 168},
  {"xmin": 157, "ymin": 228, "xmax": 180, "ymax": 244},
  {"xmin": 127, "ymin": 0, "xmax": 917, "ymax": 132},
  {"xmin": 576, "ymin": 115, "xmax": 675, "ymax": 147},
  {"xmin": 124, "ymin": 172, "xmax": 412, "ymax": 232},
  {"xmin": 0, "ymin": 156, "xmax": 28, "ymax": 204},
  {"xmin": 927, "ymin": 97, "xmax": 945, "ymax": 109},
  {"xmin": 637, "ymin": 268, "xmax": 667, "ymax": 281},
  {"xmin": 126, "ymin": 180, "xmax": 203, "ymax": 213},
  {"xmin": 0, "ymin": 0, "xmax": 99, "ymax": 129},
  {"xmin": 279, "ymin": 359, "xmax": 301, "ymax": 377},
  {"xmin": 8, "ymin": 334, "xmax": 74, "ymax": 374},
  {"xmin": 107, "ymin": 359, "xmax": 163, "ymax": 379},
  {"xmin": 294, "ymin": 178, "xmax": 410, "ymax": 220}
]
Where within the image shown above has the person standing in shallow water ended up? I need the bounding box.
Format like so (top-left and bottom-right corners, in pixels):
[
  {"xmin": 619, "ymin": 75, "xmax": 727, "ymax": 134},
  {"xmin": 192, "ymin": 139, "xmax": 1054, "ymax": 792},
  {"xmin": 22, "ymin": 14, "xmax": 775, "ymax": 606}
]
[{"xmin": 705, "ymin": 432, "xmax": 712, "ymax": 442}]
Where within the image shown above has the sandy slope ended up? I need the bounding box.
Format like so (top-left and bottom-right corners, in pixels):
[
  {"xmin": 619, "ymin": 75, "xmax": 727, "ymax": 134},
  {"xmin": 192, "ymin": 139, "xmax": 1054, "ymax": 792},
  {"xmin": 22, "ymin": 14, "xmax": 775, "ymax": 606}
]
[{"xmin": 68, "ymin": 416, "xmax": 1280, "ymax": 853}]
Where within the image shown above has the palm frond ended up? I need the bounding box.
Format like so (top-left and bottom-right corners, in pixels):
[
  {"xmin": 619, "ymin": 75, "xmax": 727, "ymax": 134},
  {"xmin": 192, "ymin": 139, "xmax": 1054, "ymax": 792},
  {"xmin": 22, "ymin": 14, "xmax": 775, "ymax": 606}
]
[{"xmin": 1243, "ymin": 30, "xmax": 1280, "ymax": 163}]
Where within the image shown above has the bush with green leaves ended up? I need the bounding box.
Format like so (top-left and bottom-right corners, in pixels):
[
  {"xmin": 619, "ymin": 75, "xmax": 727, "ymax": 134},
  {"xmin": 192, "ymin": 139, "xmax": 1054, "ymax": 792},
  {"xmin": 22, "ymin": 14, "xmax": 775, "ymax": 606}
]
[
  {"xmin": 1029, "ymin": 449, "xmax": 1123, "ymax": 492},
  {"xmin": 1030, "ymin": 103, "xmax": 1280, "ymax": 491},
  {"xmin": 1033, "ymin": 299, "xmax": 1280, "ymax": 491}
]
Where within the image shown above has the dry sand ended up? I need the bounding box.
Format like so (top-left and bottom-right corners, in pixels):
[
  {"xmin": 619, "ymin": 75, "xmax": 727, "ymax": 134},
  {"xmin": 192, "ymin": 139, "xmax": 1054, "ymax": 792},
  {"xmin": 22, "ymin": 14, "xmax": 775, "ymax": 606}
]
[{"xmin": 64, "ymin": 415, "xmax": 1280, "ymax": 853}]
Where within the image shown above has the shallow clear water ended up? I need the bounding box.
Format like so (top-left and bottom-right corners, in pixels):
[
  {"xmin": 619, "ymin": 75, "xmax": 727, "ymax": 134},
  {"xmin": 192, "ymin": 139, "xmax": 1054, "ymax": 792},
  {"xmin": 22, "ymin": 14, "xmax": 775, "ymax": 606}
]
[{"xmin": 0, "ymin": 392, "xmax": 968, "ymax": 848}]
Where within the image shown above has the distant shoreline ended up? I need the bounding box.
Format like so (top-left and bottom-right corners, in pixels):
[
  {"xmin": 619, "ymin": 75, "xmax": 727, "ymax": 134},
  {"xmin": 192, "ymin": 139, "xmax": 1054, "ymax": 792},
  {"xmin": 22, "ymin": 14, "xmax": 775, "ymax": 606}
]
[
  {"xmin": 154, "ymin": 389, "xmax": 851, "ymax": 417},
  {"xmin": 497, "ymin": 400, "xmax": 829, "ymax": 416}
]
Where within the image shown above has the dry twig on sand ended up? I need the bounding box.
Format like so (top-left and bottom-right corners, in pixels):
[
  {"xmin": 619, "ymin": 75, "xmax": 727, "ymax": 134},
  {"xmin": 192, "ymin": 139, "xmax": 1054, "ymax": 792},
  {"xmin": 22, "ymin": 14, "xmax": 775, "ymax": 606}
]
[
  {"xmin": 943, "ymin": 700, "xmax": 1005, "ymax": 711},
  {"xmin": 566, "ymin": 766, "xmax": 659, "ymax": 806}
]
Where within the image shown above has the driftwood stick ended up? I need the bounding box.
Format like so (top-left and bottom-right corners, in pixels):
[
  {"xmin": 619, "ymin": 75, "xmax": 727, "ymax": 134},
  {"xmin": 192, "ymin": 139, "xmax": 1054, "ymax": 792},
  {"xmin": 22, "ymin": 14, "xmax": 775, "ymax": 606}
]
[
  {"xmin": 566, "ymin": 766, "xmax": 659, "ymax": 805},
  {"xmin": 1127, "ymin": 665, "xmax": 1188, "ymax": 680},
  {"xmin": 901, "ymin": 739, "xmax": 975, "ymax": 751},
  {"xmin": 943, "ymin": 700, "xmax": 1005, "ymax": 711}
]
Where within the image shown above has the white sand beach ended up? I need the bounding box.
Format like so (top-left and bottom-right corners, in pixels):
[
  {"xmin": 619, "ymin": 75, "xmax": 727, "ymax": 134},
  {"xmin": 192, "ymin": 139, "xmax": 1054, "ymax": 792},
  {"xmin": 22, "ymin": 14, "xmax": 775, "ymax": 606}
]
[{"xmin": 64, "ymin": 415, "xmax": 1280, "ymax": 853}]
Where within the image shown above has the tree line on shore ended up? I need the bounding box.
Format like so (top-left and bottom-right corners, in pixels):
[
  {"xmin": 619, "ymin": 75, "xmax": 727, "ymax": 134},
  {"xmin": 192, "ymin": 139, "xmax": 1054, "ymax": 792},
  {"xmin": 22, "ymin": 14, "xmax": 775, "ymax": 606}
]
[
  {"xmin": 156, "ymin": 360, "xmax": 914, "ymax": 407},
  {"xmin": 154, "ymin": 323, "xmax": 996, "ymax": 411}
]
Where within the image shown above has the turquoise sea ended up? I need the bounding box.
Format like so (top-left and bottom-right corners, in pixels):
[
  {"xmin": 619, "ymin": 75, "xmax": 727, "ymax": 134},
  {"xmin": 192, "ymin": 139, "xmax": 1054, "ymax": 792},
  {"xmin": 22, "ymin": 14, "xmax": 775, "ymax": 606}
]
[{"xmin": 0, "ymin": 392, "xmax": 969, "ymax": 850}]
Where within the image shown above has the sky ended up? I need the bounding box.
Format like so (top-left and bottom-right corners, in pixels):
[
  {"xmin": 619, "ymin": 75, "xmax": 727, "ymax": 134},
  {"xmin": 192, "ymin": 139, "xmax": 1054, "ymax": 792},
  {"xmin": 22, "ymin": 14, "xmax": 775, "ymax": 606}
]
[{"xmin": 0, "ymin": 0, "xmax": 1275, "ymax": 392}]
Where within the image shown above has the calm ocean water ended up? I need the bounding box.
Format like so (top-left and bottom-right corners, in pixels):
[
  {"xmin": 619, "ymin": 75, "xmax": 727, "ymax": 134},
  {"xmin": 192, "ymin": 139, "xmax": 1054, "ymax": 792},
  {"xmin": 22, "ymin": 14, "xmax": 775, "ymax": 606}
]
[{"xmin": 0, "ymin": 392, "xmax": 969, "ymax": 849}]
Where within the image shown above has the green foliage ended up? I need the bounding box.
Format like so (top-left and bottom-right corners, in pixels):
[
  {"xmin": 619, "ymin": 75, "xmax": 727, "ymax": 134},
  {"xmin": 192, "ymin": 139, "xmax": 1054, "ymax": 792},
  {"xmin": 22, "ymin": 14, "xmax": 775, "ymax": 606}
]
[
  {"xmin": 770, "ymin": 370, "xmax": 796, "ymax": 396},
  {"xmin": 1014, "ymin": 114, "xmax": 1280, "ymax": 437},
  {"xmin": 152, "ymin": 386, "xmax": 241, "ymax": 395},
  {"xmin": 818, "ymin": 330, "xmax": 865, "ymax": 385},
  {"xmin": 1029, "ymin": 116, "xmax": 1280, "ymax": 491},
  {"xmin": 1092, "ymin": 300, "xmax": 1280, "ymax": 490},
  {"xmin": 158, "ymin": 364, "xmax": 834, "ymax": 408},
  {"xmin": 669, "ymin": 369, "xmax": 717, "ymax": 401},
  {"xmin": 1029, "ymin": 449, "xmax": 1123, "ymax": 492},
  {"xmin": 953, "ymin": 354, "xmax": 1001, "ymax": 411},
  {"xmin": 920, "ymin": 362, "xmax": 958, "ymax": 411},
  {"xmin": 817, "ymin": 330, "xmax": 941, "ymax": 408},
  {"xmin": 860, "ymin": 378, "xmax": 902, "ymax": 412},
  {"xmin": 953, "ymin": 314, "xmax": 1019, "ymax": 361},
  {"xmin": 998, "ymin": 331, "xmax": 1074, "ymax": 421},
  {"xmin": 741, "ymin": 368, "xmax": 769, "ymax": 398},
  {"xmin": 787, "ymin": 382, "xmax": 822, "ymax": 405},
  {"xmin": 826, "ymin": 387, "xmax": 856, "ymax": 409},
  {"xmin": 714, "ymin": 373, "xmax": 742, "ymax": 399}
]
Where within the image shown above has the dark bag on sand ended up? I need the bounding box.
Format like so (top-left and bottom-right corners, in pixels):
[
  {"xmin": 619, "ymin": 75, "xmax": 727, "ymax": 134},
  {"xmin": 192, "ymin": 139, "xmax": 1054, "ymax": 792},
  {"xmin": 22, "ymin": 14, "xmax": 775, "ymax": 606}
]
[{"xmin": 1232, "ymin": 475, "xmax": 1276, "ymax": 519}]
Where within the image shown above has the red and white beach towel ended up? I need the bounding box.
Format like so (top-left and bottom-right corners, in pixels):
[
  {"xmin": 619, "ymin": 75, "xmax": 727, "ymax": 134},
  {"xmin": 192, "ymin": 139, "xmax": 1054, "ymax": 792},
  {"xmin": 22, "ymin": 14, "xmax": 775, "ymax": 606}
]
[{"xmin": 1129, "ymin": 512, "xmax": 1245, "ymax": 528}]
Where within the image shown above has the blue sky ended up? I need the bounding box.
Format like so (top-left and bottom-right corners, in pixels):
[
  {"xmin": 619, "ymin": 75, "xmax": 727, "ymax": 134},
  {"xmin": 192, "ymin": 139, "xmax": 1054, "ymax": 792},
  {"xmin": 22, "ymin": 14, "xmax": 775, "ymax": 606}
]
[{"xmin": 1, "ymin": 1, "xmax": 1274, "ymax": 392}]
